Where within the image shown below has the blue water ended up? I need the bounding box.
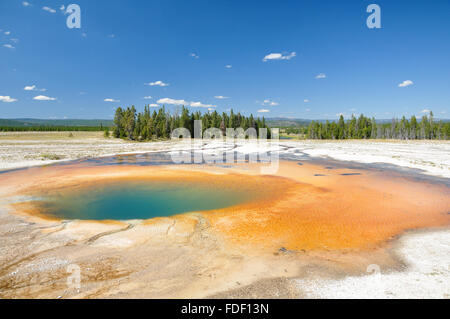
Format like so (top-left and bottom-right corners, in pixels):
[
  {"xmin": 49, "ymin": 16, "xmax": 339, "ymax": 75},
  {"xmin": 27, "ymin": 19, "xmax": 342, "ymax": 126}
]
[{"xmin": 39, "ymin": 181, "xmax": 252, "ymax": 220}]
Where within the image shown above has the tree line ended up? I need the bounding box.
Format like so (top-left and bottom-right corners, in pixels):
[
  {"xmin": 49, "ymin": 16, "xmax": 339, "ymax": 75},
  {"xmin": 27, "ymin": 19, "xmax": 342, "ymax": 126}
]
[
  {"xmin": 113, "ymin": 105, "xmax": 271, "ymax": 140},
  {"xmin": 306, "ymin": 112, "xmax": 450, "ymax": 140}
]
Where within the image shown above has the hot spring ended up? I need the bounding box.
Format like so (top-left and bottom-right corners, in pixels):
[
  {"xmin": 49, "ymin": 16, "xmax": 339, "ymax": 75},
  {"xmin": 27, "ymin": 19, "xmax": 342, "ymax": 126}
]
[{"xmin": 2, "ymin": 160, "xmax": 449, "ymax": 250}]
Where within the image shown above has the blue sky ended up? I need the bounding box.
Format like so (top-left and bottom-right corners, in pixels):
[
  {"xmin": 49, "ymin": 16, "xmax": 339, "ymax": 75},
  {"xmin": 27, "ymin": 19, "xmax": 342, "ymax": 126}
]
[{"xmin": 0, "ymin": 0, "xmax": 449, "ymax": 120}]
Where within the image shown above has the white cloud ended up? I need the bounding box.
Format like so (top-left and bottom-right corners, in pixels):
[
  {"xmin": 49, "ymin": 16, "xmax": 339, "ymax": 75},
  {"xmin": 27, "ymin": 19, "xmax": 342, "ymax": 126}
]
[
  {"xmin": 149, "ymin": 104, "xmax": 159, "ymax": 107},
  {"xmin": 420, "ymin": 109, "xmax": 431, "ymax": 114},
  {"xmin": 60, "ymin": 5, "xmax": 65, "ymax": 11},
  {"xmin": 108, "ymin": 34, "xmax": 115, "ymax": 38},
  {"xmin": 315, "ymin": 73, "xmax": 326, "ymax": 79},
  {"xmin": 208, "ymin": 107, "xmax": 215, "ymax": 111},
  {"xmin": 0, "ymin": 96, "xmax": 18, "ymax": 103},
  {"xmin": 304, "ymin": 99, "xmax": 310, "ymax": 103},
  {"xmin": 157, "ymin": 98, "xmax": 188, "ymax": 105},
  {"xmin": 147, "ymin": 80, "xmax": 169, "ymax": 87},
  {"xmin": 263, "ymin": 52, "xmax": 296, "ymax": 62},
  {"xmin": 4, "ymin": 31, "xmax": 11, "ymax": 35},
  {"xmin": 214, "ymin": 96, "xmax": 229, "ymax": 99},
  {"xmin": 157, "ymin": 97, "xmax": 216, "ymax": 108},
  {"xmin": 262, "ymin": 99, "xmax": 278, "ymax": 106},
  {"xmin": 398, "ymin": 80, "xmax": 414, "ymax": 87},
  {"xmin": 104, "ymin": 98, "xmax": 120, "ymax": 102},
  {"xmin": 143, "ymin": 96, "xmax": 152, "ymax": 100},
  {"xmin": 22, "ymin": 1, "xmax": 31, "ymax": 7},
  {"xmin": 258, "ymin": 109, "xmax": 270, "ymax": 113},
  {"xmin": 10, "ymin": 38, "xmax": 19, "ymax": 43},
  {"xmin": 305, "ymin": 108, "xmax": 311, "ymax": 112},
  {"xmin": 225, "ymin": 65, "xmax": 232, "ymax": 69},
  {"xmin": 42, "ymin": 6, "xmax": 56, "ymax": 13},
  {"xmin": 24, "ymin": 85, "xmax": 46, "ymax": 92},
  {"xmin": 33, "ymin": 95, "xmax": 56, "ymax": 101},
  {"xmin": 190, "ymin": 101, "xmax": 216, "ymax": 108},
  {"xmin": 3, "ymin": 44, "xmax": 14, "ymax": 49},
  {"xmin": 190, "ymin": 53, "xmax": 199, "ymax": 59}
]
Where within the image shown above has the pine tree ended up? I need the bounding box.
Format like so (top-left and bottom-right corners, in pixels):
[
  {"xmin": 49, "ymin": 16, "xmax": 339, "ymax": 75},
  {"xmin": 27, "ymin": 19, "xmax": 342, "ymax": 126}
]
[
  {"xmin": 337, "ymin": 115, "xmax": 345, "ymax": 139},
  {"xmin": 113, "ymin": 107, "xmax": 124, "ymax": 138}
]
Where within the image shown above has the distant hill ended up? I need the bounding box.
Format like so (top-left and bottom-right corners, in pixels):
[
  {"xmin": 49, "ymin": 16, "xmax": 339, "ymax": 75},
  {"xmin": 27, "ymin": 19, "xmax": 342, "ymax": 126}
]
[
  {"xmin": 1, "ymin": 117, "xmax": 448, "ymax": 129},
  {"xmin": 266, "ymin": 118, "xmax": 312, "ymax": 127},
  {"xmin": 0, "ymin": 118, "xmax": 114, "ymax": 127}
]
